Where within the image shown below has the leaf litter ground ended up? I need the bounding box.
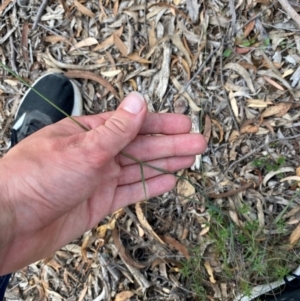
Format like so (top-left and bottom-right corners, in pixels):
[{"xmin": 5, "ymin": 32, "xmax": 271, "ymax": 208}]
[{"xmin": 1, "ymin": 0, "xmax": 300, "ymax": 300}]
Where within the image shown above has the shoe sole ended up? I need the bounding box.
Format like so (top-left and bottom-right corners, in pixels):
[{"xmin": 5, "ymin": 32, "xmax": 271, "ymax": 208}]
[{"xmin": 234, "ymin": 265, "xmax": 300, "ymax": 301}]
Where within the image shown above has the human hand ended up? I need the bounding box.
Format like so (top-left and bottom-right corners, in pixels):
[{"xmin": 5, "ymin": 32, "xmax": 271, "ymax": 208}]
[{"xmin": 0, "ymin": 92, "xmax": 207, "ymax": 274}]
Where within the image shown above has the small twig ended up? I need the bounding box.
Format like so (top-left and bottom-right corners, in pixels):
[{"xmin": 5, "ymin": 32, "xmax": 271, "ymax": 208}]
[
  {"xmin": 208, "ymin": 182, "xmax": 254, "ymax": 199},
  {"xmin": 181, "ymin": 46, "xmax": 220, "ymax": 93},
  {"xmin": 224, "ymin": 133, "xmax": 300, "ymax": 176},
  {"xmin": 278, "ymin": 0, "xmax": 300, "ymax": 28},
  {"xmin": 32, "ymin": 0, "xmax": 48, "ymax": 30},
  {"xmin": 212, "ymin": 6, "xmax": 240, "ymax": 132}
]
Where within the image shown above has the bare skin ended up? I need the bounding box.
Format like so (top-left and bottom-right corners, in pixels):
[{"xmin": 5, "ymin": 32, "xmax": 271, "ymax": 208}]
[{"xmin": 0, "ymin": 92, "xmax": 207, "ymax": 275}]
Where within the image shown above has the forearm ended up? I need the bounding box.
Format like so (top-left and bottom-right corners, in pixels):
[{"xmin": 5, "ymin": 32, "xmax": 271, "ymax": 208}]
[{"xmin": 0, "ymin": 159, "xmax": 15, "ymax": 275}]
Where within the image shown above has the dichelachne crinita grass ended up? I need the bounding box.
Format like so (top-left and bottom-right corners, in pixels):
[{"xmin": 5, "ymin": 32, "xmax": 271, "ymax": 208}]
[{"xmin": 1, "ymin": 62, "xmax": 298, "ymax": 301}]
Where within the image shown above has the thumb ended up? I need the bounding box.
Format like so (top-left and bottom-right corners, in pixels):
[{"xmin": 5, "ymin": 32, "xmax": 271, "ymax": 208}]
[{"xmin": 87, "ymin": 92, "xmax": 147, "ymax": 159}]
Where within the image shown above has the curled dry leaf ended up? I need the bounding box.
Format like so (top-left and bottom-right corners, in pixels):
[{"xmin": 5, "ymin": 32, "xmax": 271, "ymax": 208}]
[
  {"xmin": 290, "ymin": 223, "xmax": 300, "ymax": 245},
  {"xmin": 241, "ymin": 124, "xmax": 259, "ymax": 134},
  {"xmin": 263, "ymin": 167, "xmax": 294, "ymax": 186},
  {"xmin": 135, "ymin": 202, "xmax": 165, "ymax": 244},
  {"xmin": 224, "ymin": 63, "xmax": 255, "ymax": 93},
  {"xmin": 74, "ymin": 0, "xmax": 95, "ymax": 18},
  {"xmin": 229, "ymin": 130, "xmax": 240, "ymax": 142},
  {"xmin": 261, "ymin": 102, "xmax": 292, "ymax": 118},
  {"xmin": 114, "ymin": 291, "xmax": 134, "ymax": 301},
  {"xmin": 171, "ymin": 35, "xmax": 192, "ymax": 67},
  {"xmin": 160, "ymin": 235, "xmax": 190, "ymax": 259},
  {"xmin": 204, "ymin": 260, "xmax": 216, "ymax": 284},
  {"xmin": 96, "ymin": 208, "xmax": 124, "ymax": 238},
  {"xmin": 203, "ymin": 114, "xmax": 212, "ymax": 143},
  {"xmin": 64, "ymin": 70, "xmax": 119, "ymax": 100},
  {"xmin": 211, "ymin": 119, "xmax": 224, "ymax": 143},
  {"xmin": 112, "ymin": 227, "xmax": 146, "ymax": 269}
]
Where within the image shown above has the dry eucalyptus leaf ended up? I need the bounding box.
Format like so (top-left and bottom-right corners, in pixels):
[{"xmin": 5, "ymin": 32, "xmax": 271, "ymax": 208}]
[
  {"xmin": 177, "ymin": 178, "xmax": 195, "ymax": 199},
  {"xmin": 114, "ymin": 33, "xmax": 128, "ymax": 56},
  {"xmin": 203, "ymin": 114, "xmax": 212, "ymax": 143},
  {"xmin": 204, "ymin": 260, "xmax": 216, "ymax": 284},
  {"xmin": 229, "ymin": 90, "xmax": 239, "ymax": 118},
  {"xmin": 263, "ymin": 167, "xmax": 294, "ymax": 186},
  {"xmin": 261, "ymin": 102, "xmax": 292, "ymax": 118},
  {"xmin": 74, "ymin": 0, "xmax": 95, "ymax": 18},
  {"xmin": 247, "ymin": 99, "xmax": 273, "ymax": 108},
  {"xmin": 290, "ymin": 223, "xmax": 300, "ymax": 244},
  {"xmin": 224, "ymin": 63, "xmax": 255, "ymax": 93},
  {"xmin": 127, "ymin": 53, "xmax": 152, "ymax": 64},
  {"xmin": 160, "ymin": 235, "xmax": 190, "ymax": 259},
  {"xmin": 263, "ymin": 76, "xmax": 285, "ymax": 91},
  {"xmin": 241, "ymin": 124, "xmax": 259, "ymax": 134},
  {"xmin": 112, "ymin": 227, "xmax": 146, "ymax": 269},
  {"xmin": 211, "ymin": 119, "xmax": 224, "ymax": 143},
  {"xmin": 93, "ymin": 27, "xmax": 123, "ymax": 51},
  {"xmin": 115, "ymin": 291, "xmax": 134, "ymax": 301},
  {"xmin": 100, "ymin": 70, "xmax": 122, "ymax": 77},
  {"xmin": 70, "ymin": 37, "xmax": 98, "ymax": 51},
  {"xmin": 135, "ymin": 202, "xmax": 165, "ymax": 244},
  {"xmin": 186, "ymin": 0, "xmax": 200, "ymax": 23}
]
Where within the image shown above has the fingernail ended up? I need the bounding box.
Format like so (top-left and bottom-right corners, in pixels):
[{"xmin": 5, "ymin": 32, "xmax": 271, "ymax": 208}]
[{"xmin": 121, "ymin": 91, "xmax": 145, "ymax": 114}]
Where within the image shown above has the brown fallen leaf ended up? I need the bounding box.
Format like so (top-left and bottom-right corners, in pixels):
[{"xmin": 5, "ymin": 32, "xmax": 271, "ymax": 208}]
[
  {"xmin": 229, "ymin": 130, "xmax": 240, "ymax": 142},
  {"xmin": 114, "ymin": 33, "xmax": 128, "ymax": 56},
  {"xmin": 0, "ymin": 0, "xmax": 12, "ymax": 13},
  {"xmin": 160, "ymin": 235, "xmax": 190, "ymax": 259},
  {"xmin": 21, "ymin": 22, "xmax": 29, "ymax": 64},
  {"xmin": 235, "ymin": 47, "xmax": 251, "ymax": 54},
  {"xmin": 70, "ymin": 37, "xmax": 98, "ymax": 51},
  {"xmin": 44, "ymin": 35, "xmax": 68, "ymax": 43},
  {"xmin": 203, "ymin": 114, "xmax": 212, "ymax": 143},
  {"xmin": 204, "ymin": 260, "xmax": 216, "ymax": 283},
  {"xmin": 96, "ymin": 208, "xmax": 124, "ymax": 238},
  {"xmin": 241, "ymin": 124, "xmax": 259, "ymax": 134},
  {"xmin": 64, "ymin": 70, "xmax": 120, "ymax": 100},
  {"xmin": 263, "ymin": 76, "xmax": 285, "ymax": 91},
  {"xmin": 238, "ymin": 61, "xmax": 257, "ymax": 72},
  {"xmin": 93, "ymin": 27, "xmax": 123, "ymax": 51},
  {"xmin": 224, "ymin": 63, "xmax": 255, "ymax": 93},
  {"xmin": 74, "ymin": 0, "xmax": 95, "ymax": 18},
  {"xmin": 290, "ymin": 223, "xmax": 300, "ymax": 244},
  {"xmin": 127, "ymin": 53, "xmax": 152, "ymax": 64},
  {"xmin": 112, "ymin": 227, "xmax": 146, "ymax": 269},
  {"xmin": 115, "ymin": 291, "xmax": 134, "ymax": 301},
  {"xmin": 135, "ymin": 202, "xmax": 165, "ymax": 244},
  {"xmin": 211, "ymin": 119, "xmax": 224, "ymax": 143},
  {"xmin": 243, "ymin": 20, "xmax": 255, "ymax": 38},
  {"xmin": 177, "ymin": 177, "xmax": 195, "ymax": 200},
  {"xmin": 261, "ymin": 102, "xmax": 292, "ymax": 118}
]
